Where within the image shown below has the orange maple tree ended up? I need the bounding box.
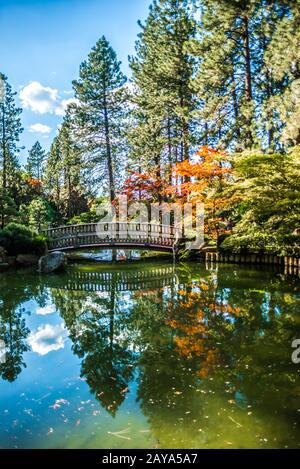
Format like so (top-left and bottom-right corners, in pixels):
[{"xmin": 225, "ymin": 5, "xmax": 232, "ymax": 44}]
[
  {"xmin": 119, "ymin": 147, "xmax": 234, "ymax": 243},
  {"xmin": 25, "ymin": 177, "xmax": 42, "ymax": 195},
  {"xmin": 167, "ymin": 146, "xmax": 233, "ymax": 243},
  {"xmin": 120, "ymin": 169, "xmax": 169, "ymax": 203}
]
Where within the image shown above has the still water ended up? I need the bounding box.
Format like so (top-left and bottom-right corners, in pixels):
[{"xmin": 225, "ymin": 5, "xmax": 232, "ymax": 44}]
[{"xmin": 0, "ymin": 255, "xmax": 299, "ymax": 449}]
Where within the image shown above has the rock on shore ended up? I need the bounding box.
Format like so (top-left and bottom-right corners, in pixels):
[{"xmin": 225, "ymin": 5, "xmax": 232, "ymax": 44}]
[{"xmin": 38, "ymin": 251, "xmax": 67, "ymax": 273}]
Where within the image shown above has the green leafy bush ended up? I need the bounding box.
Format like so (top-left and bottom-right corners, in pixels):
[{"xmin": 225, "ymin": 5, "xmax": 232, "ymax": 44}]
[
  {"xmin": 0, "ymin": 223, "xmax": 47, "ymax": 256},
  {"xmin": 68, "ymin": 211, "xmax": 100, "ymax": 225},
  {"xmin": 67, "ymin": 197, "xmax": 108, "ymax": 225},
  {"xmin": 221, "ymin": 147, "xmax": 300, "ymax": 257}
]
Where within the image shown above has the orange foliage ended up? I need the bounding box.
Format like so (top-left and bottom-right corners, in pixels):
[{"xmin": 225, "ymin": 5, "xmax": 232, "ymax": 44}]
[
  {"xmin": 166, "ymin": 282, "xmax": 242, "ymax": 378},
  {"xmin": 118, "ymin": 146, "xmax": 233, "ymax": 242},
  {"xmin": 169, "ymin": 146, "xmax": 231, "ymax": 202},
  {"xmin": 26, "ymin": 177, "xmax": 42, "ymax": 188},
  {"xmin": 167, "ymin": 146, "xmax": 233, "ymax": 241},
  {"xmin": 120, "ymin": 169, "xmax": 168, "ymax": 203}
]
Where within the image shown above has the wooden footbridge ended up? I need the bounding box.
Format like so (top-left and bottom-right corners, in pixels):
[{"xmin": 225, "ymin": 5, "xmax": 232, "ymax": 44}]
[{"xmin": 45, "ymin": 222, "xmax": 180, "ymax": 253}]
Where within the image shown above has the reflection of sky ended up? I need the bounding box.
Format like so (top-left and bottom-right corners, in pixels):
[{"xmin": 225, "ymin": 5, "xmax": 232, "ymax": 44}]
[
  {"xmin": 24, "ymin": 299, "xmax": 68, "ymax": 356},
  {"xmin": 0, "ymin": 297, "xmax": 146, "ymax": 448},
  {"xmin": 36, "ymin": 305, "xmax": 56, "ymax": 316},
  {"xmin": 28, "ymin": 323, "xmax": 68, "ymax": 356}
]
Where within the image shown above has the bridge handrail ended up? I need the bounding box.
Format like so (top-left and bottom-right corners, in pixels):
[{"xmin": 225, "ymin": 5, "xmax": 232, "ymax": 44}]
[
  {"xmin": 44, "ymin": 222, "xmax": 182, "ymax": 252},
  {"xmin": 45, "ymin": 222, "xmax": 181, "ymax": 237}
]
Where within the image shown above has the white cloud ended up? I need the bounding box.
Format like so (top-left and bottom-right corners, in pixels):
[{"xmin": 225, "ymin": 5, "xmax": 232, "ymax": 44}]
[
  {"xmin": 36, "ymin": 305, "xmax": 56, "ymax": 315},
  {"xmin": 20, "ymin": 81, "xmax": 78, "ymax": 116},
  {"xmin": 55, "ymin": 97, "xmax": 79, "ymax": 116},
  {"xmin": 20, "ymin": 81, "xmax": 59, "ymax": 114},
  {"xmin": 28, "ymin": 123, "xmax": 51, "ymax": 134},
  {"xmin": 28, "ymin": 323, "xmax": 68, "ymax": 356}
]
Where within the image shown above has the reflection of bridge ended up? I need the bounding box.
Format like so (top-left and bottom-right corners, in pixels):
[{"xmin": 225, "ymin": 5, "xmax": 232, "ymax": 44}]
[
  {"xmin": 45, "ymin": 265, "xmax": 177, "ymax": 292},
  {"xmin": 46, "ymin": 222, "xmax": 180, "ymax": 253}
]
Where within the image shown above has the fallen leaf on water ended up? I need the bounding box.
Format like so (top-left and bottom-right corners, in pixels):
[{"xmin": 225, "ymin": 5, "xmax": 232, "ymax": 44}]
[
  {"xmin": 50, "ymin": 403, "xmax": 60, "ymax": 410},
  {"xmin": 228, "ymin": 416, "xmax": 242, "ymax": 427},
  {"xmin": 50, "ymin": 399, "xmax": 69, "ymax": 410},
  {"xmin": 107, "ymin": 428, "xmax": 131, "ymax": 440}
]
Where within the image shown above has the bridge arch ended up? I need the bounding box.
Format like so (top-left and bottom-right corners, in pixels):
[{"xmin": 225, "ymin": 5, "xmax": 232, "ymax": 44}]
[{"xmin": 45, "ymin": 222, "xmax": 181, "ymax": 253}]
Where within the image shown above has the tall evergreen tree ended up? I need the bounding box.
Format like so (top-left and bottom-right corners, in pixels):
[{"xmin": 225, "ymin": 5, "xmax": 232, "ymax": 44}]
[
  {"xmin": 44, "ymin": 109, "xmax": 90, "ymax": 221},
  {"xmin": 129, "ymin": 0, "xmax": 197, "ymax": 174},
  {"xmin": 72, "ymin": 36, "xmax": 128, "ymax": 202},
  {"xmin": 0, "ymin": 73, "xmax": 23, "ymax": 192},
  {"xmin": 44, "ymin": 136, "xmax": 63, "ymax": 204},
  {"xmin": 264, "ymin": 0, "xmax": 300, "ymax": 146},
  {"xmin": 26, "ymin": 141, "xmax": 46, "ymax": 180},
  {"xmin": 193, "ymin": 0, "xmax": 292, "ymax": 151},
  {"xmin": 194, "ymin": 0, "xmax": 261, "ymax": 150}
]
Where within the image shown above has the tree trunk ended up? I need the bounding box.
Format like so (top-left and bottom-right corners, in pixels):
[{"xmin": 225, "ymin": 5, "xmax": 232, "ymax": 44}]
[
  {"xmin": 1, "ymin": 103, "xmax": 7, "ymax": 190},
  {"xmin": 109, "ymin": 288, "xmax": 115, "ymax": 352},
  {"xmin": 167, "ymin": 118, "xmax": 173, "ymax": 183},
  {"xmin": 263, "ymin": 35, "xmax": 275, "ymax": 150},
  {"xmin": 232, "ymin": 72, "xmax": 241, "ymax": 140},
  {"xmin": 243, "ymin": 16, "xmax": 254, "ymax": 147},
  {"xmin": 103, "ymin": 92, "xmax": 115, "ymax": 203}
]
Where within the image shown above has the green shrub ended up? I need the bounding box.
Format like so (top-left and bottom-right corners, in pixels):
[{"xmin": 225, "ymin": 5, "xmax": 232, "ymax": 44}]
[
  {"xmin": 68, "ymin": 210, "xmax": 105, "ymax": 225},
  {"xmin": 0, "ymin": 223, "xmax": 47, "ymax": 256},
  {"xmin": 67, "ymin": 197, "xmax": 109, "ymax": 225}
]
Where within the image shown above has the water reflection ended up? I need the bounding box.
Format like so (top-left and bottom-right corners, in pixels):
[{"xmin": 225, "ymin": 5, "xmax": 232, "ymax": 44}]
[{"xmin": 0, "ymin": 261, "xmax": 299, "ymax": 448}]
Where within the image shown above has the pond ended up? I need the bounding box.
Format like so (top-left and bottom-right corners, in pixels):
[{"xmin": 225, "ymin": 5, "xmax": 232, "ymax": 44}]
[{"xmin": 0, "ymin": 255, "xmax": 299, "ymax": 449}]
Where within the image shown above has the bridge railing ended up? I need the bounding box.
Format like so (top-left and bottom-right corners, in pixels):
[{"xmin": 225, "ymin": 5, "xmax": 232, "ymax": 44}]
[{"xmin": 45, "ymin": 222, "xmax": 180, "ymax": 251}]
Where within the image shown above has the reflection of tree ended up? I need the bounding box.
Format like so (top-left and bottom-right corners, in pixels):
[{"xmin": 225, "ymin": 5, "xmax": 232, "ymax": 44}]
[
  {"xmin": 126, "ymin": 268, "xmax": 300, "ymax": 448},
  {"xmin": 125, "ymin": 291, "xmax": 206, "ymax": 447},
  {"xmin": 0, "ymin": 273, "xmax": 44, "ymax": 382},
  {"xmin": 162, "ymin": 268, "xmax": 246, "ymax": 378},
  {"xmin": 207, "ymin": 283, "xmax": 300, "ymax": 417},
  {"xmin": 3, "ymin": 262, "xmax": 298, "ymax": 446},
  {"xmin": 51, "ymin": 286, "xmax": 135, "ymax": 416},
  {"xmin": 0, "ymin": 304, "xmax": 29, "ymax": 382}
]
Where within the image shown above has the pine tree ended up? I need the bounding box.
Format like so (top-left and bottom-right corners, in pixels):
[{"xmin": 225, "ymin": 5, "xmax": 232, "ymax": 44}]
[
  {"xmin": 26, "ymin": 141, "xmax": 46, "ymax": 180},
  {"xmin": 59, "ymin": 111, "xmax": 89, "ymax": 219},
  {"xmin": 0, "ymin": 73, "xmax": 23, "ymax": 192},
  {"xmin": 129, "ymin": 0, "xmax": 197, "ymax": 175},
  {"xmin": 193, "ymin": 0, "xmax": 292, "ymax": 151},
  {"xmin": 0, "ymin": 190, "xmax": 19, "ymax": 229},
  {"xmin": 44, "ymin": 109, "xmax": 90, "ymax": 221},
  {"xmin": 72, "ymin": 36, "xmax": 128, "ymax": 202},
  {"xmin": 194, "ymin": 0, "xmax": 262, "ymax": 150},
  {"xmin": 44, "ymin": 136, "xmax": 63, "ymax": 204},
  {"xmin": 264, "ymin": 0, "xmax": 300, "ymax": 147}
]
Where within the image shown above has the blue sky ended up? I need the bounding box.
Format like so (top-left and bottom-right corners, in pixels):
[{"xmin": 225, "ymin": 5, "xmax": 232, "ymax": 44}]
[{"xmin": 0, "ymin": 0, "xmax": 150, "ymax": 164}]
